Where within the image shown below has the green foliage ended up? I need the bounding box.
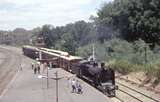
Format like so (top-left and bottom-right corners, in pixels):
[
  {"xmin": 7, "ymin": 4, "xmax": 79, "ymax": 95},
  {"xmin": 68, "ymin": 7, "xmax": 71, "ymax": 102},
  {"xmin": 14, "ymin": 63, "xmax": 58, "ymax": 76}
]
[
  {"xmin": 146, "ymin": 60, "xmax": 160, "ymax": 83},
  {"xmin": 77, "ymin": 39, "xmax": 160, "ymax": 82},
  {"xmin": 97, "ymin": 0, "xmax": 160, "ymax": 45},
  {"xmin": 76, "ymin": 43, "xmax": 107, "ymax": 61},
  {"xmin": 76, "ymin": 44, "xmax": 93, "ymax": 58},
  {"xmin": 59, "ymin": 33, "xmax": 77, "ymax": 54},
  {"xmin": 109, "ymin": 60, "xmax": 135, "ymax": 74},
  {"xmin": 104, "ymin": 39, "xmax": 134, "ymax": 61},
  {"xmin": 132, "ymin": 39, "xmax": 153, "ymax": 64},
  {"xmin": 39, "ymin": 25, "xmax": 59, "ymax": 48},
  {"xmin": 77, "ymin": 39, "xmax": 137, "ymax": 62},
  {"xmin": 38, "ymin": 21, "xmax": 96, "ymax": 55}
]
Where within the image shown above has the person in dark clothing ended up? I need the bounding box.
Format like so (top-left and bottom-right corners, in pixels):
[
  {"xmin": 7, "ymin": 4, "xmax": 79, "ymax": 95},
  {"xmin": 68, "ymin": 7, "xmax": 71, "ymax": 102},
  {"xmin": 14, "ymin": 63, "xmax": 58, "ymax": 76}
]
[
  {"xmin": 31, "ymin": 63, "xmax": 34, "ymax": 70},
  {"xmin": 77, "ymin": 82, "xmax": 83, "ymax": 94},
  {"xmin": 34, "ymin": 67, "xmax": 37, "ymax": 74},
  {"xmin": 37, "ymin": 65, "xmax": 40, "ymax": 74}
]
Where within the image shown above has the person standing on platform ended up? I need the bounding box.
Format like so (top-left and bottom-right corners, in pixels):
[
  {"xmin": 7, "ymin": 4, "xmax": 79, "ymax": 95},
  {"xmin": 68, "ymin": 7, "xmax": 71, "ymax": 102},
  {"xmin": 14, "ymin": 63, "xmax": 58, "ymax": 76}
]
[
  {"xmin": 37, "ymin": 65, "xmax": 40, "ymax": 74},
  {"xmin": 71, "ymin": 78, "xmax": 76, "ymax": 93},
  {"xmin": 31, "ymin": 62, "xmax": 34, "ymax": 70},
  {"xmin": 34, "ymin": 67, "xmax": 37, "ymax": 74},
  {"xmin": 77, "ymin": 81, "xmax": 83, "ymax": 94}
]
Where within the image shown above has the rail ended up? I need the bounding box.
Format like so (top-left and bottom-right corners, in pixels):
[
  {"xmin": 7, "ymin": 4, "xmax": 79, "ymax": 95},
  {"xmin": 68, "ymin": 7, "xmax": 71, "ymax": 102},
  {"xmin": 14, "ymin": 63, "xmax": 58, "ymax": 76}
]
[
  {"xmin": 115, "ymin": 81, "xmax": 160, "ymax": 102},
  {"xmin": 117, "ymin": 77, "xmax": 160, "ymax": 94}
]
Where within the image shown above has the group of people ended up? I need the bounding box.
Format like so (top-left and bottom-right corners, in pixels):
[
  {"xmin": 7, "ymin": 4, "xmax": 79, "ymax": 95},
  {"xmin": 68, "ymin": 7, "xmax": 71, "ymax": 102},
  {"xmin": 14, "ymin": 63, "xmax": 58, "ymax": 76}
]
[
  {"xmin": 31, "ymin": 62, "xmax": 83, "ymax": 94},
  {"xmin": 68, "ymin": 78, "xmax": 83, "ymax": 94},
  {"xmin": 31, "ymin": 62, "xmax": 41, "ymax": 74}
]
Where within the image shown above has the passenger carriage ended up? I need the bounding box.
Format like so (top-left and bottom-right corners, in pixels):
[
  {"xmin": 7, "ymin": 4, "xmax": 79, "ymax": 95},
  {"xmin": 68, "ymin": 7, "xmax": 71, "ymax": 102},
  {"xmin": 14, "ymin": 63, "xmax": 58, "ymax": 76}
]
[{"xmin": 22, "ymin": 45, "xmax": 39, "ymax": 59}]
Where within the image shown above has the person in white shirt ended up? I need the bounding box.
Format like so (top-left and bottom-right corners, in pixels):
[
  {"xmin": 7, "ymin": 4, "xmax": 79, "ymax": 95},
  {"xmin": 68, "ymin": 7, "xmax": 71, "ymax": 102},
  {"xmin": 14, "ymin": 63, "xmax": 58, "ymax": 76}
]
[{"xmin": 71, "ymin": 78, "xmax": 76, "ymax": 93}]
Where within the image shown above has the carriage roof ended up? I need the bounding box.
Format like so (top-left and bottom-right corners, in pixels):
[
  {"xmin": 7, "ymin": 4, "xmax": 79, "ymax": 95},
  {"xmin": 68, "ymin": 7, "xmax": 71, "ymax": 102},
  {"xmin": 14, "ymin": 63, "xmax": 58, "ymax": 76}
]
[
  {"xmin": 40, "ymin": 48, "xmax": 69, "ymax": 56},
  {"xmin": 41, "ymin": 49, "xmax": 60, "ymax": 57},
  {"xmin": 23, "ymin": 45, "xmax": 82, "ymax": 61},
  {"xmin": 41, "ymin": 48, "xmax": 82, "ymax": 61},
  {"xmin": 59, "ymin": 55, "xmax": 82, "ymax": 61}
]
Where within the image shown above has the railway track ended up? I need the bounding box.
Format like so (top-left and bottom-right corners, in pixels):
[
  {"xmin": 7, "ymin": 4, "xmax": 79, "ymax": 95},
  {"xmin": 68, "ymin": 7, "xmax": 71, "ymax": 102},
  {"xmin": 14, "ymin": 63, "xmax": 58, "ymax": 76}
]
[
  {"xmin": 117, "ymin": 77, "xmax": 160, "ymax": 94},
  {"xmin": 112, "ymin": 81, "xmax": 160, "ymax": 102},
  {"xmin": 0, "ymin": 47, "xmax": 22, "ymax": 95}
]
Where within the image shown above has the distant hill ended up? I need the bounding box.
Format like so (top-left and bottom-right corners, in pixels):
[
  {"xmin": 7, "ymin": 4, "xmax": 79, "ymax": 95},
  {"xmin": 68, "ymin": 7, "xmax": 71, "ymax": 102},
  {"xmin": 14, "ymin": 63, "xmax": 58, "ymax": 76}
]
[{"xmin": 0, "ymin": 28, "xmax": 39, "ymax": 46}]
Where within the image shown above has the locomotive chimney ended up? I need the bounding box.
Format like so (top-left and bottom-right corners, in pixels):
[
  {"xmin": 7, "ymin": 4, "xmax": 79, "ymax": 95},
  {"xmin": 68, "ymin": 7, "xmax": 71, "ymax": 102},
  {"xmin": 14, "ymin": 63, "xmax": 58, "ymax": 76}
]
[{"xmin": 92, "ymin": 44, "xmax": 96, "ymax": 61}]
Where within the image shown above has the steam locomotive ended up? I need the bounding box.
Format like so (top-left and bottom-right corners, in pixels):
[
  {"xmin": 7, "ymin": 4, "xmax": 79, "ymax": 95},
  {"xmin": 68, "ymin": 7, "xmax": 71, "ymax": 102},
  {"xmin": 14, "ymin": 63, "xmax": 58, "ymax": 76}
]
[
  {"xmin": 22, "ymin": 45, "xmax": 117, "ymax": 97},
  {"xmin": 71, "ymin": 60, "xmax": 117, "ymax": 96}
]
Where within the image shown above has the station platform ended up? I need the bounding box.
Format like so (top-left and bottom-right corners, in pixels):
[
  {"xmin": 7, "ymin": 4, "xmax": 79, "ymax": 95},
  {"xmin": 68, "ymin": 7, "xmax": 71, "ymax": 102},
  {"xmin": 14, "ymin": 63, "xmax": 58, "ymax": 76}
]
[{"xmin": 0, "ymin": 57, "xmax": 111, "ymax": 102}]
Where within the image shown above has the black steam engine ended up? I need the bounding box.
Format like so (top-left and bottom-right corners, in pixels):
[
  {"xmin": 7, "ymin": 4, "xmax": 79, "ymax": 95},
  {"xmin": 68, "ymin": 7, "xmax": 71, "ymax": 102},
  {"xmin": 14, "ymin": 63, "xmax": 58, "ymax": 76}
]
[{"xmin": 71, "ymin": 61, "xmax": 117, "ymax": 96}]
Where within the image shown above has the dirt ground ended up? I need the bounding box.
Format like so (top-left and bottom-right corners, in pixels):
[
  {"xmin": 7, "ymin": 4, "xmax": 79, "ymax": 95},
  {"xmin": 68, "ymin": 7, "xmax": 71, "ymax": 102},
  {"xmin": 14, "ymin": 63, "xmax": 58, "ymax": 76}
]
[{"xmin": 118, "ymin": 71, "xmax": 160, "ymax": 92}]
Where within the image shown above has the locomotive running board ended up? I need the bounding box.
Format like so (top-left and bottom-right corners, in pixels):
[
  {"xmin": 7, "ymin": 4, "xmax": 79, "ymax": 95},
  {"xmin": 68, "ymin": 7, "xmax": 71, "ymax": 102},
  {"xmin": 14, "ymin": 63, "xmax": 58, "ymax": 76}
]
[{"xmin": 82, "ymin": 75, "xmax": 94, "ymax": 83}]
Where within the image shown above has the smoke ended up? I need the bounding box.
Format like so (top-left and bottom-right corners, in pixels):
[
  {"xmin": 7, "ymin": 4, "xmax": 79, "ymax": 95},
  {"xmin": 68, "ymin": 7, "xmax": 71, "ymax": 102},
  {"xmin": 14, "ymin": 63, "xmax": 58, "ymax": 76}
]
[{"xmin": 96, "ymin": 23, "xmax": 120, "ymax": 43}]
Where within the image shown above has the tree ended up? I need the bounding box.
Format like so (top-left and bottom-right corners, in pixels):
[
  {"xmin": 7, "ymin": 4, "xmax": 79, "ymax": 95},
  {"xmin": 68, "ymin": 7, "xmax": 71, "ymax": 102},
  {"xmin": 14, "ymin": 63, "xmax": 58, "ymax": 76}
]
[
  {"xmin": 97, "ymin": 0, "xmax": 160, "ymax": 46},
  {"xmin": 39, "ymin": 25, "xmax": 59, "ymax": 48},
  {"xmin": 37, "ymin": 21, "xmax": 96, "ymax": 54}
]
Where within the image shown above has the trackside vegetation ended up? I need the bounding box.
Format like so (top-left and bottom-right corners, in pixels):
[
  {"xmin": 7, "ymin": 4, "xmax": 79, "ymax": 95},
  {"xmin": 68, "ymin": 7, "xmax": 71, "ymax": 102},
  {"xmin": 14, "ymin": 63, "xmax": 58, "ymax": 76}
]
[{"xmin": 77, "ymin": 39, "xmax": 160, "ymax": 84}]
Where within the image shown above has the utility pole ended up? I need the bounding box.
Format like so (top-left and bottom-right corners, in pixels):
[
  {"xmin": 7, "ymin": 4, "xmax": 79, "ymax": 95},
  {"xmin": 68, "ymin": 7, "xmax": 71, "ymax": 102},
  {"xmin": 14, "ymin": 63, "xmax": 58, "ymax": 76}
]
[
  {"xmin": 47, "ymin": 65, "xmax": 49, "ymax": 88},
  {"xmin": 55, "ymin": 71, "xmax": 58, "ymax": 102},
  {"xmin": 39, "ymin": 50, "xmax": 42, "ymax": 61}
]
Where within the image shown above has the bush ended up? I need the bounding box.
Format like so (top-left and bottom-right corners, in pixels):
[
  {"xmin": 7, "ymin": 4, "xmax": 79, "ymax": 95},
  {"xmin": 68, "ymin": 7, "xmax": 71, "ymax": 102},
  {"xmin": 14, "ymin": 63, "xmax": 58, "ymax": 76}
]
[
  {"xmin": 77, "ymin": 39, "xmax": 135, "ymax": 61},
  {"xmin": 76, "ymin": 42, "xmax": 108, "ymax": 61},
  {"xmin": 146, "ymin": 61, "xmax": 160, "ymax": 84},
  {"xmin": 108, "ymin": 60, "xmax": 144, "ymax": 74},
  {"xmin": 109, "ymin": 60, "xmax": 133, "ymax": 74}
]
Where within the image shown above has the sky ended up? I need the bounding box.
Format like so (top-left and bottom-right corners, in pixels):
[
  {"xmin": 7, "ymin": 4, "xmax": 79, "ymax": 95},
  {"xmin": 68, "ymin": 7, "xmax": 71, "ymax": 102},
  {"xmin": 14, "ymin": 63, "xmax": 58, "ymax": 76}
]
[{"xmin": 0, "ymin": 0, "xmax": 113, "ymax": 30}]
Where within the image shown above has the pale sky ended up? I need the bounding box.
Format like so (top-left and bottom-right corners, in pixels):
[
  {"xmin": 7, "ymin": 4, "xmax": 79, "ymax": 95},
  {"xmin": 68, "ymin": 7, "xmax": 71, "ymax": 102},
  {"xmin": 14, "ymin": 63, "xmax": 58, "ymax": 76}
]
[{"xmin": 0, "ymin": 0, "xmax": 113, "ymax": 30}]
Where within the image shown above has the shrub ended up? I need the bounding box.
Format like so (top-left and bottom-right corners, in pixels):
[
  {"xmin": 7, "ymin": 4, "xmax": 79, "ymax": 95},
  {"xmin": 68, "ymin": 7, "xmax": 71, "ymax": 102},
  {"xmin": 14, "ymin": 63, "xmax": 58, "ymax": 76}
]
[
  {"xmin": 76, "ymin": 38, "xmax": 160, "ymax": 83},
  {"xmin": 76, "ymin": 42, "xmax": 108, "ymax": 61},
  {"xmin": 109, "ymin": 60, "xmax": 134, "ymax": 74}
]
